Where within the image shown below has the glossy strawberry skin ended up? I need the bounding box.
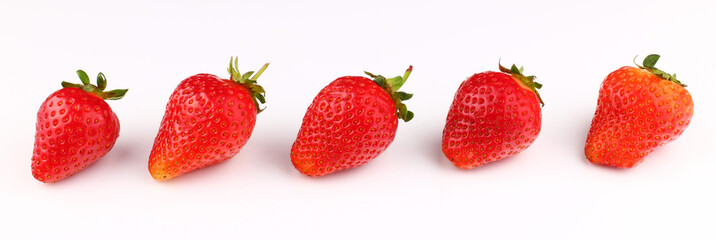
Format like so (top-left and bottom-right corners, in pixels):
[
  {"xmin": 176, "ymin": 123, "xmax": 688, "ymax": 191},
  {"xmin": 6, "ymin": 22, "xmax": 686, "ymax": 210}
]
[
  {"xmin": 291, "ymin": 76, "xmax": 399, "ymax": 177},
  {"xmin": 442, "ymin": 71, "xmax": 542, "ymax": 169},
  {"xmin": 32, "ymin": 88, "xmax": 120, "ymax": 183},
  {"xmin": 585, "ymin": 66, "xmax": 693, "ymax": 168},
  {"xmin": 149, "ymin": 74, "xmax": 257, "ymax": 180}
]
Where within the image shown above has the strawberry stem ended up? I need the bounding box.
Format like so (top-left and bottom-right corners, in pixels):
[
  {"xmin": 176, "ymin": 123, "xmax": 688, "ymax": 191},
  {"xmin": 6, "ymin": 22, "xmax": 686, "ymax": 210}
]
[
  {"xmin": 251, "ymin": 62, "xmax": 270, "ymax": 81},
  {"xmin": 227, "ymin": 56, "xmax": 270, "ymax": 114},
  {"xmin": 365, "ymin": 66, "xmax": 415, "ymax": 122},
  {"xmin": 61, "ymin": 70, "xmax": 128, "ymax": 100},
  {"xmin": 402, "ymin": 65, "xmax": 413, "ymax": 82}
]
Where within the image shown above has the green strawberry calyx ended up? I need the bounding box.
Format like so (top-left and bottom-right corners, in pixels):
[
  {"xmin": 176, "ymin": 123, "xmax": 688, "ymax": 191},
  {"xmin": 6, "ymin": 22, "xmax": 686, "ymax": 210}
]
[
  {"xmin": 364, "ymin": 66, "xmax": 414, "ymax": 122},
  {"xmin": 634, "ymin": 54, "xmax": 686, "ymax": 87},
  {"xmin": 227, "ymin": 56, "xmax": 270, "ymax": 114},
  {"xmin": 498, "ymin": 61, "xmax": 544, "ymax": 106},
  {"xmin": 61, "ymin": 70, "xmax": 128, "ymax": 100}
]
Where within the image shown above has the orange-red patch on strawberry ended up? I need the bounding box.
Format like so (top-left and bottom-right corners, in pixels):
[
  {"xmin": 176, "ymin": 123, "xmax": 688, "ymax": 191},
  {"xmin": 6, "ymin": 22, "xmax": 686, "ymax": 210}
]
[{"xmin": 584, "ymin": 66, "xmax": 693, "ymax": 168}]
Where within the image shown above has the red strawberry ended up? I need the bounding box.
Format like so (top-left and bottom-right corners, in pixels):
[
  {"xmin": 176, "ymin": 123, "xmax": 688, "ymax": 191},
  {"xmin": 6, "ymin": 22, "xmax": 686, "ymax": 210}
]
[
  {"xmin": 32, "ymin": 70, "xmax": 127, "ymax": 183},
  {"xmin": 585, "ymin": 54, "xmax": 693, "ymax": 168},
  {"xmin": 149, "ymin": 57, "xmax": 269, "ymax": 181},
  {"xmin": 291, "ymin": 66, "xmax": 414, "ymax": 177},
  {"xmin": 442, "ymin": 62, "xmax": 543, "ymax": 169}
]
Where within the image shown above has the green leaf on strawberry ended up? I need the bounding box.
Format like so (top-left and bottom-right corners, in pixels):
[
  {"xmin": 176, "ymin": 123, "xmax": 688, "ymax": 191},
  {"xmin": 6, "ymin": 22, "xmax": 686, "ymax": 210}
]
[
  {"xmin": 61, "ymin": 70, "xmax": 128, "ymax": 100},
  {"xmin": 364, "ymin": 65, "xmax": 415, "ymax": 122}
]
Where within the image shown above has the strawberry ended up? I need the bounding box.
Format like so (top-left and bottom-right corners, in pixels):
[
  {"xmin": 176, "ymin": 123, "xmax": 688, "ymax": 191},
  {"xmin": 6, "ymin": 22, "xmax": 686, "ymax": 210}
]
[
  {"xmin": 585, "ymin": 54, "xmax": 693, "ymax": 168},
  {"xmin": 32, "ymin": 70, "xmax": 127, "ymax": 183},
  {"xmin": 148, "ymin": 57, "xmax": 269, "ymax": 181},
  {"xmin": 442, "ymin": 62, "xmax": 543, "ymax": 169},
  {"xmin": 291, "ymin": 66, "xmax": 414, "ymax": 177}
]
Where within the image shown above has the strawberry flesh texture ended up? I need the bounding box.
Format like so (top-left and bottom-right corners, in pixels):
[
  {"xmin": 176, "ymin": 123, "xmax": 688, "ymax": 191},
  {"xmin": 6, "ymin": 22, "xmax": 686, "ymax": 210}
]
[
  {"xmin": 585, "ymin": 66, "xmax": 693, "ymax": 168},
  {"xmin": 442, "ymin": 71, "xmax": 542, "ymax": 169},
  {"xmin": 32, "ymin": 88, "xmax": 120, "ymax": 183},
  {"xmin": 149, "ymin": 74, "xmax": 257, "ymax": 180},
  {"xmin": 291, "ymin": 76, "xmax": 399, "ymax": 177}
]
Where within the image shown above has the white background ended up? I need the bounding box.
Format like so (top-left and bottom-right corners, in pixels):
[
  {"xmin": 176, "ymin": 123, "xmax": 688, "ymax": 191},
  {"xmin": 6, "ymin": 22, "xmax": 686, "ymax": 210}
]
[{"xmin": 1, "ymin": 0, "xmax": 715, "ymax": 239}]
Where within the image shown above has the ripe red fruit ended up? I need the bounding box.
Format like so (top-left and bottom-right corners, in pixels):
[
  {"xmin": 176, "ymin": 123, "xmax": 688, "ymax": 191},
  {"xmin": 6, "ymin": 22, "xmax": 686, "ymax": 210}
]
[
  {"xmin": 291, "ymin": 66, "xmax": 414, "ymax": 177},
  {"xmin": 32, "ymin": 70, "xmax": 128, "ymax": 183},
  {"xmin": 442, "ymin": 63, "xmax": 543, "ymax": 169},
  {"xmin": 148, "ymin": 57, "xmax": 269, "ymax": 181},
  {"xmin": 585, "ymin": 54, "xmax": 693, "ymax": 168}
]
